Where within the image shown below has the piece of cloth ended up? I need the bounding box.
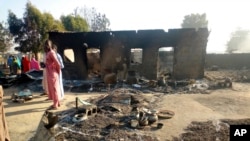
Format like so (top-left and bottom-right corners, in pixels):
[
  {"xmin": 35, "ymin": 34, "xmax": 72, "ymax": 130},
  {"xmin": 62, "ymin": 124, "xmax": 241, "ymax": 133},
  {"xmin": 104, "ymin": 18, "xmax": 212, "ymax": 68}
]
[
  {"xmin": 7, "ymin": 57, "xmax": 12, "ymax": 67},
  {"xmin": 12, "ymin": 59, "xmax": 19, "ymax": 75},
  {"xmin": 0, "ymin": 85, "xmax": 11, "ymax": 141},
  {"xmin": 16, "ymin": 57, "xmax": 21, "ymax": 69},
  {"xmin": 7, "ymin": 56, "xmax": 13, "ymax": 74},
  {"xmin": 21, "ymin": 56, "xmax": 30, "ymax": 73},
  {"xmin": 56, "ymin": 53, "xmax": 64, "ymax": 100},
  {"xmin": 45, "ymin": 50, "xmax": 61, "ymax": 108},
  {"xmin": 30, "ymin": 57, "xmax": 40, "ymax": 71},
  {"xmin": 42, "ymin": 53, "xmax": 49, "ymax": 96},
  {"xmin": 57, "ymin": 53, "xmax": 64, "ymax": 69}
]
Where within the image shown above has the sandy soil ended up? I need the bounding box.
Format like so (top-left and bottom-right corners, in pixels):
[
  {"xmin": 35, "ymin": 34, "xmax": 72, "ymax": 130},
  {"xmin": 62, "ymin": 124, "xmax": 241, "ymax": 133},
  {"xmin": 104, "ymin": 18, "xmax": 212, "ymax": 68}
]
[{"xmin": 2, "ymin": 80, "xmax": 250, "ymax": 141}]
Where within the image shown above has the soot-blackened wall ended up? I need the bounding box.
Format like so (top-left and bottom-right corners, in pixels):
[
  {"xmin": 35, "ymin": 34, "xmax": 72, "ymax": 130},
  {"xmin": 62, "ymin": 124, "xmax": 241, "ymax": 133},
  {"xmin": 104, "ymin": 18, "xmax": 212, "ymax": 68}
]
[{"xmin": 49, "ymin": 28, "xmax": 209, "ymax": 80}]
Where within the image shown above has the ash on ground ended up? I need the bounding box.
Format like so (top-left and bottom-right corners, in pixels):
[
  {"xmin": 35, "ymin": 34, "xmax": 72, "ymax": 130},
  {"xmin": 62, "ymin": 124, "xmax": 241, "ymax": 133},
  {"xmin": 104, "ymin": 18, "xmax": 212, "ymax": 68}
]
[
  {"xmin": 172, "ymin": 118, "xmax": 250, "ymax": 141},
  {"xmin": 32, "ymin": 88, "xmax": 171, "ymax": 141}
]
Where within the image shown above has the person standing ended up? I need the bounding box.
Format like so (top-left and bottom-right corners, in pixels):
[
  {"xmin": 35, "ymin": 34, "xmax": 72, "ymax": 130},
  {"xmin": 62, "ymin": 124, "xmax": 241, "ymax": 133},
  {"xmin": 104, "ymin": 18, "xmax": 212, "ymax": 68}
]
[
  {"xmin": 44, "ymin": 40, "xmax": 61, "ymax": 110},
  {"xmin": 30, "ymin": 54, "xmax": 40, "ymax": 71},
  {"xmin": 52, "ymin": 44, "xmax": 64, "ymax": 100},
  {"xmin": 12, "ymin": 57, "xmax": 20, "ymax": 75},
  {"xmin": 21, "ymin": 56, "xmax": 25, "ymax": 73},
  {"xmin": 0, "ymin": 85, "xmax": 11, "ymax": 141},
  {"xmin": 7, "ymin": 55, "xmax": 13, "ymax": 74},
  {"xmin": 21, "ymin": 55, "xmax": 30, "ymax": 73}
]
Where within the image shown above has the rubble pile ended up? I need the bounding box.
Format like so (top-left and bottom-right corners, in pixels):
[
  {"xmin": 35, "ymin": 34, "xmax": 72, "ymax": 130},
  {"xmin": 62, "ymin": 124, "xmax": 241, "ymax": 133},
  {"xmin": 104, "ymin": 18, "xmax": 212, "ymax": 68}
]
[
  {"xmin": 4, "ymin": 69, "xmax": 248, "ymax": 97},
  {"xmin": 31, "ymin": 88, "xmax": 174, "ymax": 141}
]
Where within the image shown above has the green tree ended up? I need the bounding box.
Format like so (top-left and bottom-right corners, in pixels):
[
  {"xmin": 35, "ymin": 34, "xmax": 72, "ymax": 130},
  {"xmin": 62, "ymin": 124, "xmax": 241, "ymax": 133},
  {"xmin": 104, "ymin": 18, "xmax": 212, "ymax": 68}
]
[
  {"xmin": 61, "ymin": 15, "xmax": 89, "ymax": 32},
  {"xmin": 7, "ymin": 10, "xmax": 23, "ymax": 40},
  {"xmin": 181, "ymin": 13, "xmax": 208, "ymax": 28},
  {"xmin": 40, "ymin": 12, "xmax": 65, "ymax": 44},
  {"xmin": 0, "ymin": 22, "xmax": 13, "ymax": 52},
  {"xmin": 226, "ymin": 28, "xmax": 249, "ymax": 53},
  {"xmin": 42, "ymin": 13, "xmax": 65, "ymax": 32},
  {"xmin": 8, "ymin": 2, "xmax": 43, "ymax": 54},
  {"xmin": 52, "ymin": 20, "xmax": 65, "ymax": 31},
  {"xmin": 8, "ymin": 2, "xmax": 65, "ymax": 57},
  {"xmin": 22, "ymin": 2, "xmax": 43, "ymax": 54},
  {"xmin": 78, "ymin": 6, "xmax": 110, "ymax": 31}
]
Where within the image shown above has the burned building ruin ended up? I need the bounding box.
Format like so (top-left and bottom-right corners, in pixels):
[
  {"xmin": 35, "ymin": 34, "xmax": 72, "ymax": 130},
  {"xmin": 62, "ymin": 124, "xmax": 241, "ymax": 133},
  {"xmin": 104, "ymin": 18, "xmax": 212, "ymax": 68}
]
[{"xmin": 49, "ymin": 28, "xmax": 209, "ymax": 81}]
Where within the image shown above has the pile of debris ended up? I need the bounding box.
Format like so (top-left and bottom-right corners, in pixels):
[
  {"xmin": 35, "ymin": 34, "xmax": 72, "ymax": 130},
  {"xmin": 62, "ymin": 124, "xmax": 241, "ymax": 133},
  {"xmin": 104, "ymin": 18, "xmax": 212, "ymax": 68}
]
[
  {"xmin": 6, "ymin": 69, "xmax": 238, "ymax": 106},
  {"xmin": 0, "ymin": 74, "xmax": 18, "ymax": 88},
  {"xmin": 31, "ymin": 88, "xmax": 174, "ymax": 141},
  {"xmin": 11, "ymin": 89, "xmax": 33, "ymax": 103}
]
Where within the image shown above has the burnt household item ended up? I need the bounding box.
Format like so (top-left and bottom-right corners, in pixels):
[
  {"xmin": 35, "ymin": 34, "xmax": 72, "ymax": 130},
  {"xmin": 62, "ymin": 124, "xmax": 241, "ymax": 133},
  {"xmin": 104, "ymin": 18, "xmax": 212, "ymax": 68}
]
[
  {"xmin": 11, "ymin": 89, "xmax": 33, "ymax": 103},
  {"xmin": 139, "ymin": 111, "xmax": 145, "ymax": 119},
  {"xmin": 157, "ymin": 123, "xmax": 164, "ymax": 129},
  {"xmin": 157, "ymin": 109, "xmax": 175, "ymax": 119},
  {"xmin": 130, "ymin": 119, "xmax": 139, "ymax": 128},
  {"xmin": 72, "ymin": 113, "xmax": 88, "ymax": 123},
  {"xmin": 218, "ymin": 77, "xmax": 232, "ymax": 88},
  {"xmin": 147, "ymin": 113, "xmax": 158, "ymax": 124},
  {"xmin": 139, "ymin": 116, "xmax": 148, "ymax": 126},
  {"xmin": 131, "ymin": 107, "xmax": 140, "ymax": 119}
]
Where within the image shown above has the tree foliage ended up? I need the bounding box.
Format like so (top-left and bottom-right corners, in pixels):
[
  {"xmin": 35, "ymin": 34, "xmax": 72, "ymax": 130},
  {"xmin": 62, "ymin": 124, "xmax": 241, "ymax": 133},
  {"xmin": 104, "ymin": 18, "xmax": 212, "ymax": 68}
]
[
  {"xmin": 8, "ymin": 2, "xmax": 65, "ymax": 54},
  {"xmin": 41, "ymin": 12, "xmax": 65, "ymax": 40},
  {"xmin": 0, "ymin": 22, "xmax": 13, "ymax": 52},
  {"xmin": 181, "ymin": 13, "xmax": 208, "ymax": 28},
  {"xmin": 78, "ymin": 6, "xmax": 110, "ymax": 31},
  {"xmin": 6, "ymin": 1, "xmax": 110, "ymax": 55},
  {"xmin": 7, "ymin": 11, "xmax": 23, "ymax": 37},
  {"xmin": 61, "ymin": 15, "xmax": 89, "ymax": 32},
  {"xmin": 21, "ymin": 2, "xmax": 43, "ymax": 53},
  {"xmin": 226, "ymin": 28, "xmax": 250, "ymax": 53}
]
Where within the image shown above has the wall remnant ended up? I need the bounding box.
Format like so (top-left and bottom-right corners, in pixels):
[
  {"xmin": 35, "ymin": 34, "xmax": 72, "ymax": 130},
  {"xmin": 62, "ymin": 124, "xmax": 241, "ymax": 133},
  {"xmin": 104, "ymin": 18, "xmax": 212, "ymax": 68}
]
[
  {"xmin": 49, "ymin": 28, "xmax": 209, "ymax": 80},
  {"xmin": 206, "ymin": 53, "xmax": 250, "ymax": 69}
]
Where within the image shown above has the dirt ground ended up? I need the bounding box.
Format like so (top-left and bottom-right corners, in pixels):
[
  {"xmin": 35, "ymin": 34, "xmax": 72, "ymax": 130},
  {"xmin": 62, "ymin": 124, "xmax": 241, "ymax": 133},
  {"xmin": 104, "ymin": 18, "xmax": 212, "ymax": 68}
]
[{"xmin": 2, "ymin": 70, "xmax": 250, "ymax": 141}]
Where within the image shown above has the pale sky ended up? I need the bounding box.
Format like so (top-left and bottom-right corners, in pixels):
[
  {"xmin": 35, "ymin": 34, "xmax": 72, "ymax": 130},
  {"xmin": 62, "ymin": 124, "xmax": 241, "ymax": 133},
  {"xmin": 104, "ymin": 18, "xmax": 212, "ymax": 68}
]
[{"xmin": 1, "ymin": 0, "xmax": 250, "ymax": 53}]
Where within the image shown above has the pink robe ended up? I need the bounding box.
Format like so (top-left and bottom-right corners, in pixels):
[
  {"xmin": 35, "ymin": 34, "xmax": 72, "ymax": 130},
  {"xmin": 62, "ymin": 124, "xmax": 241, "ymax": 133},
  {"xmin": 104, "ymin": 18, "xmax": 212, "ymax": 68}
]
[
  {"xmin": 30, "ymin": 57, "xmax": 40, "ymax": 71},
  {"xmin": 45, "ymin": 50, "xmax": 61, "ymax": 108}
]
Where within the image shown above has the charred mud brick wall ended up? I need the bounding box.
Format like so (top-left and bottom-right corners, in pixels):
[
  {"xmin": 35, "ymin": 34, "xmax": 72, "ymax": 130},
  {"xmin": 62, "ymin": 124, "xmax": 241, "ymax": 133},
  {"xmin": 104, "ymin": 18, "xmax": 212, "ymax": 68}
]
[
  {"xmin": 171, "ymin": 28, "xmax": 209, "ymax": 80},
  {"xmin": 100, "ymin": 31, "xmax": 135, "ymax": 80},
  {"xmin": 136, "ymin": 30, "xmax": 167, "ymax": 80},
  {"xmin": 49, "ymin": 32, "xmax": 89, "ymax": 79},
  {"xmin": 206, "ymin": 53, "xmax": 250, "ymax": 69},
  {"xmin": 48, "ymin": 28, "xmax": 208, "ymax": 80}
]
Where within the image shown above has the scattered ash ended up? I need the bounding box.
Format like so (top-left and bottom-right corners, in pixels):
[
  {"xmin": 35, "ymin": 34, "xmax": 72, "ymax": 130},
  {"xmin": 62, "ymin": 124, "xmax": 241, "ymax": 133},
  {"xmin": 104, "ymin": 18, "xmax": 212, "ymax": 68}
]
[{"xmin": 172, "ymin": 118, "xmax": 250, "ymax": 141}]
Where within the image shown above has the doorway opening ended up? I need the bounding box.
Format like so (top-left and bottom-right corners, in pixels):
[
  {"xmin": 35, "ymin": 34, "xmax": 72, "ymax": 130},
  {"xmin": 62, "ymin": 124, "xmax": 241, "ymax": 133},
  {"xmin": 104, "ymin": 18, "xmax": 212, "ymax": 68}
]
[
  {"xmin": 157, "ymin": 47, "xmax": 174, "ymax": 78},
  {"xmin": 64, "ymin": 49, "xmax": 75, "ymax": 63},
  {"xmin": 87, "ymin": 48, "xmax": 101, "ymax": 77},
  {"xmin": 130, "ymin": 48, "xmax": 143, "ymax": 65}
]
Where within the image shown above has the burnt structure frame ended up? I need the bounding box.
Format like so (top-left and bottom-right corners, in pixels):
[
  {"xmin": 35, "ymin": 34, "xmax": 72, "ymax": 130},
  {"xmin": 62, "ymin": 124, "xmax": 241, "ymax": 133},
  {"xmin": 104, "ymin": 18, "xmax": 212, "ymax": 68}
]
[{"xmin": 49, "ymin": 28, "xmax": 209, "ymax": 80}]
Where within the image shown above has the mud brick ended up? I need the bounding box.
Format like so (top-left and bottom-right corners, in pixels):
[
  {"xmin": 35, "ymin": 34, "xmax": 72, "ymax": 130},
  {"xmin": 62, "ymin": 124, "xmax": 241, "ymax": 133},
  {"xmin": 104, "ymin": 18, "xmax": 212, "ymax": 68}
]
[{"xmin": 77, "ymin": 104, "xmax": 97, "ymax": 116}]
